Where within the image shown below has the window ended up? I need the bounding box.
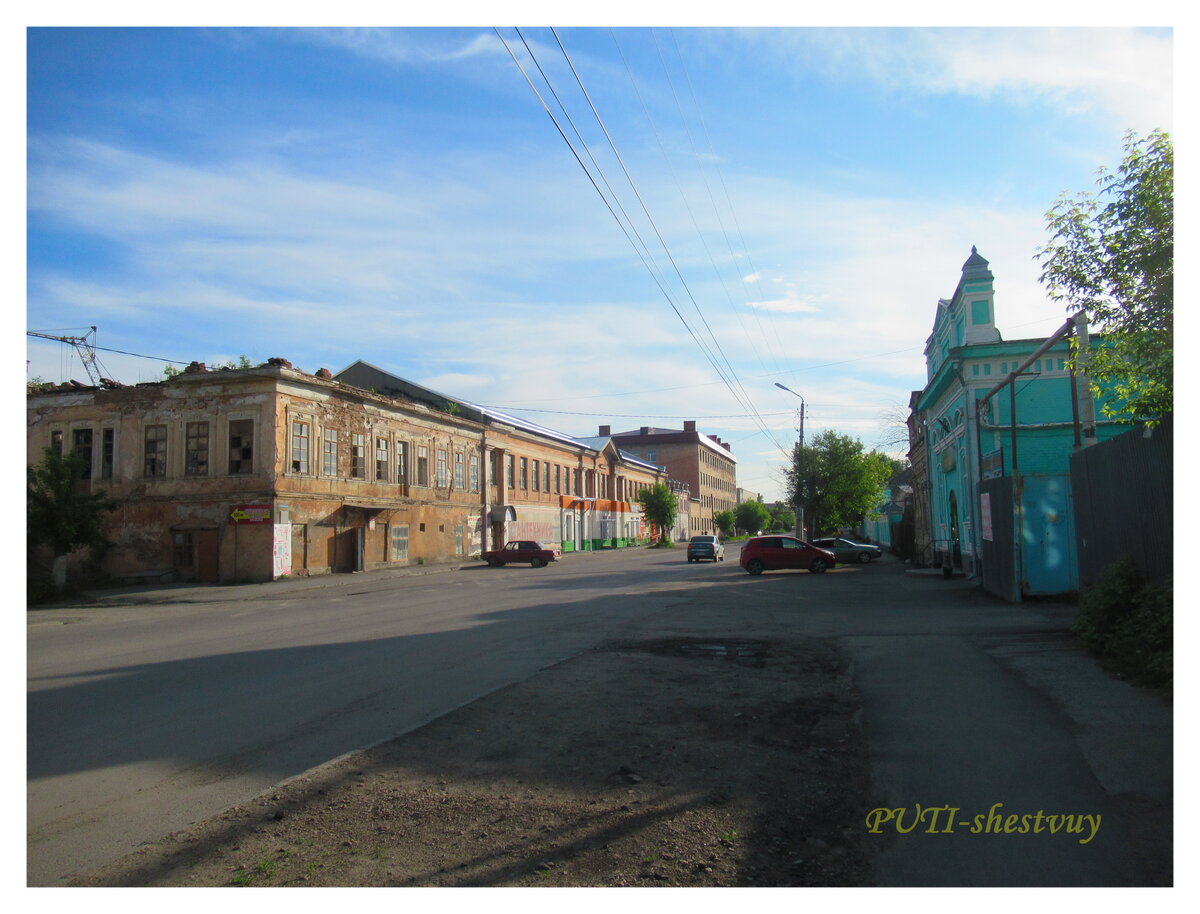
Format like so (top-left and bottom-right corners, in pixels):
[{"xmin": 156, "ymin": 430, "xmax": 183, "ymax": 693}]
[
  {"xmin": 144, "ymin": 424, "xmax": 167, "ymax": 477},
  {"xmin": 72, "ymin": 428, "xmax": 94, "ymax": 479},
  {"xmin": 454, "ymin": 451, "xmax": 464, "ymax": 489},
  {"xmin": 469, "ymin": 453, "xmax": 480, "ymax": 492},
  {"xmin": 185, "ymin": 422, "xmax": 209, "ymax": 476},
  {"xmin": 555, "ymin": 465, "xmax": 561, "ymax": 494},
  {"xmin": 228, "ymin": 419, "xmax": 254, "ymax": 474},
  {"xmin": 506, "ymin": 455, "xmax": 515, "ymax": 489},
  {"xmin": 351, "ymin": 433, "xmax": 366, "ymax": 479},
  {"xmin": 101, "ymin": 428, "xmax": 115, "ymax": 479},
  {"xmin": 397, "ymin": 441, "xmax": 408, "ymax": 485},
  {"xmin": 531, "ymin": 459, "xmax": 539, "ymax": 492},
  {"xmin": 417, "ymin": 445, "xmax": 429, "ymax": 486},
  {"xmin": 520, "ymin": 457, "xmax": 528, "ymax": 489},
  {"xmin": 173, "ymin": 532, "xmax": 194, "ymax": 568},
  {"xmin": 436, "ymin": 448, "xmax": 449, "ymax": 488},
  {"xmin": 291, "ymin": 421, "xmax": 310, "ymax": 474},
  {"xmin": 544, "ymin": 461, "xmax": 550, "ymax": 493},
  {"xmin": 50, "ymin": 429, "xmax": 63, "ymax": 456},
  {"xmin": 390, "ymin": 524, "xmax": 410, "ymax": 562},
  {"xmin": 322, "ymin": 428, "xmax": 338, "ymax": 476},
  {"xmin": 375, "ymin": 437, "xmax": 389, "ymax": 482},
  {"xmin": 454, "ymin": 524, "xmax": 464, "ymax": 556}
]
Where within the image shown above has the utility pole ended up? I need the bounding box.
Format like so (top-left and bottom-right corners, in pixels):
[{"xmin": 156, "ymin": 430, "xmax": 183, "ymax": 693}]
[{"xmin": 775, "ymin": 383, "xmax": 807, "ymax": 541}]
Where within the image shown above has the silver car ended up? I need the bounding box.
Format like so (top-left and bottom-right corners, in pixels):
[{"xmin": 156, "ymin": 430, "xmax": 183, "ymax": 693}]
[
  {"xmin": 812, "ymin": 537, "xmax": 882, "ymax": 564},
  {"xmin": 686, "ymin": 534, "xmax": 725, "ymax": 563}
]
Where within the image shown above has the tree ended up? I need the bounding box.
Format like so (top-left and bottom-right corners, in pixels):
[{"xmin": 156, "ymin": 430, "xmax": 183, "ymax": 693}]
[
  {"xmin": 28, "ymin": 447, "xmax": 116, "ymax": 591},
  {"xmin": 637, "ymin": 482, "xmax": 678, "ymax": 545},
  {"xmin": 787, "ymin": 430, "xmax": 896, "ymax": 537},
  {"xmin": 734, "ymin": 499, "xmax": 771, "ymax": 536},
  {"xmin": 768, "ymin": 504, "xmax": 795, "ymax": 533},
  {"xmin": 712, "ymin": 510, "xmax": 735, "ymax": 538},
  {"xmin": 1036, "ymin": 129, "xmax": 1173, "ymax": 423}
]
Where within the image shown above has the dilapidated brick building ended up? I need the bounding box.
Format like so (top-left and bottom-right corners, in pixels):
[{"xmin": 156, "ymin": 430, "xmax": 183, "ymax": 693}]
[{"xmin": 27, "ymin": 358, "xmax": 668, "ymax": 584}]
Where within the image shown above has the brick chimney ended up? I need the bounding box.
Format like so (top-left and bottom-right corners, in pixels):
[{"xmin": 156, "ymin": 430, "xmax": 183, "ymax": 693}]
[
  {"xmin": 640, "ymin": 426, "xmax": 651, "ymax": 435},
  {"xmin": 684, "ymin": 420, "xmax": 697, "ymax": 432},
  {"xmin": 599, "ymin": 424, "xmax": 611, "ymax": 436}
]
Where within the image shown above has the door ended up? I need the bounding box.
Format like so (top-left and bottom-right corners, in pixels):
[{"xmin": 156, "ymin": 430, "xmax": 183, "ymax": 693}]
[
  {"xmin": 195, "ymin": 529, "xmax": 219, "ymax": 583},
  {"xmin": 290, "ymin": 523, "xmax": 307, "ymax": 575}
]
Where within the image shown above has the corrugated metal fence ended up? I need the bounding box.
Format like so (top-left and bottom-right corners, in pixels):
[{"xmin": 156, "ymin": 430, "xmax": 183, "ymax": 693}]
[{"xmin": 1069, "ymin": 414, "xmax": 1173, "ymax": 588}]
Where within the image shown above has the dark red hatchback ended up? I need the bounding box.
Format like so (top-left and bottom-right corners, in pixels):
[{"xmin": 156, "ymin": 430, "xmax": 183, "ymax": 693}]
[{"xmin": 739, "ymin": 535, "xmax": 836, "ymax": 575}]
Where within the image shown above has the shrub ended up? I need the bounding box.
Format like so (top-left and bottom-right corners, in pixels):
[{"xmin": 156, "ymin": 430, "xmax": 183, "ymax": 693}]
[{"xmin": 1074, "ymin": 558, "xmax": 1172, "ymax": 689}]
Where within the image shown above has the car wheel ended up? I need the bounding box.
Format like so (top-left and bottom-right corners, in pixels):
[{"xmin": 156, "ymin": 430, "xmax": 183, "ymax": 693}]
[
  {"xmin": 531, "ymin": 557, "xmax": 546, "ymax": 568},
  {"xmin": 486, "ymin": 557, "xmax": 499, "ymax": 567},
  {"xmin": 746, "ymin": 559, "xmax": 764, "ymax": 575},
  {"xmin": 858, "ymin": 552, "xmax": 872, "ymax": 563},
  {"xmin": 809, "ymin": 558, "xmax": 828, "ymax": 574}
]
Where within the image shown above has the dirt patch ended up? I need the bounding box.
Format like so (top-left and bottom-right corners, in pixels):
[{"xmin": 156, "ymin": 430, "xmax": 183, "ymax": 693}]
[{"xmin": 72, "ymin": 636, "xmax": 875, "ymax": 887}]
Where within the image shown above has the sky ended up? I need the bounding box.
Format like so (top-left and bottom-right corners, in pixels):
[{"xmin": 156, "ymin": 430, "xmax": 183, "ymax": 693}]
[{"xmin": 20, "ymin": 10, "xmax": 1177, "ymax": 503}]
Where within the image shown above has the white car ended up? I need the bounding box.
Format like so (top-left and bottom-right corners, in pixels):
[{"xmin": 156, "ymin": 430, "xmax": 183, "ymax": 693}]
[{"xmin": 686, "ymin": 535, "xmax": 725, "ymax": 563}]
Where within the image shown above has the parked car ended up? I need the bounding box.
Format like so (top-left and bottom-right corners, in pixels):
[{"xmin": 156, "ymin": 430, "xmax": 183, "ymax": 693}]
[
  {"xmin": 687, "ymin": 534, "xmax": 725, "ymax": 563},
  {"xmin": 739, "ymin": 535, "xmax": 835, "ymax": 575},
  {"xmin": 812, "ymin": 537, "xmax": 883, "ymax": 564},
  {"xmin": 481, "ymin": 540, "xmax": 561, "ymax": 567}
]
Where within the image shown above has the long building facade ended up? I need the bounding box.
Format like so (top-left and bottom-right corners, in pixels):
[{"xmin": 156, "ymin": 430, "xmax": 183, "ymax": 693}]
[{"xmin": 27, "ymin": 358, "xmax": 668, "ymax": 583}]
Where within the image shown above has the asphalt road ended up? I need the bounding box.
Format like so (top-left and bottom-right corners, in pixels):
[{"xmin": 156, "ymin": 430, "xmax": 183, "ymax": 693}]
[{"xmin": 27, "ymin": 546, "xmax": 1172, "ymax": 886}]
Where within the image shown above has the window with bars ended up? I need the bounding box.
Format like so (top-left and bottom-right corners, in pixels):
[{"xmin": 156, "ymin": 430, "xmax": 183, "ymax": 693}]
[
  {"xmin": 185, "ymin": 422, "xmax": 209, "ymax": 476},
  {"xmin": 173, "ymin": 532, "xmax": 194, "ymax": 568},
  {"xmin": 144, "ymin": 424, "xmax": 167, "ymax": 477},
  {"xmin": 323, "ymin": 428, "xmax": 337, "ymax": 476}
]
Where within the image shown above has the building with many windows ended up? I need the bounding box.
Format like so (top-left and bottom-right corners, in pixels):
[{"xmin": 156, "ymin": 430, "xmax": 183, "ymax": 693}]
[
  {"xmin": 27, "ymin": 358, "xmax": 668, "ymax": 584},
  {"xmin": 605, "ymin": 421, "xmax": 737, "ymax": 537}
]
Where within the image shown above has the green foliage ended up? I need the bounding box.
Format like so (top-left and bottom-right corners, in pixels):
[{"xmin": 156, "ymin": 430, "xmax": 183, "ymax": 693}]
[
  {"xmin": 1037, "ymin": 129, "xmax": 1173, "ymax": 423},
  {"xmin": 768, "ymin": 504, "xmax": 795, "ymax": 532},
  {"xmin": 734, "ymin": 499, "xmax": 771, "ymax": 535},
  {"xmin": 1074, "ymin": 558, "xmax": 1172, "ymax": 688},
  {"xmin": 637, "ymin": 482, "xmax": 678, "ymax": 543},
  {"xmin": 27, "ymin": 447, "xmax": 116, "ymax": 563},
  {"xmin": 787, "ymin": 431, "xmax": 895, "ymax": 534},
  {"xmin": 712, "ymin": 509, "xmax": 735, "ymax": 537}
]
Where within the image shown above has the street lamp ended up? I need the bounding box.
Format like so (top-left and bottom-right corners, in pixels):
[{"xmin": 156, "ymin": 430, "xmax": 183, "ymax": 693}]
[{"xmin": 775, "ymin": 383, "xmax": 807, "ymax": 540}]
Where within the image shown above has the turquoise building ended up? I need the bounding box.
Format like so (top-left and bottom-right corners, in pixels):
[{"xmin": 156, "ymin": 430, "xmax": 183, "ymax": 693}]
[{"xmin": 912, "ymin": 249, "xmax": 1124, "ymax": 596}]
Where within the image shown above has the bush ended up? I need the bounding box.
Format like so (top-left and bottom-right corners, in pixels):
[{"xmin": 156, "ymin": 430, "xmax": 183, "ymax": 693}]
[{"xmin": 1074, "ymin": 558, "xmax": 1172, "ymax": 689}]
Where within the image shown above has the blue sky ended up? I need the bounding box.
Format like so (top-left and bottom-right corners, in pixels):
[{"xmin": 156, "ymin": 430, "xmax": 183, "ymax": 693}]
[{"xmin": 22, "ymin": 16, "xmax": 1175, "ymax": 501}]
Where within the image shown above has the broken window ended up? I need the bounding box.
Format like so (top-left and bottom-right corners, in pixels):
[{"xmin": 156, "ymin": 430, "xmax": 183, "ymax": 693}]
[
  {"xmin": 291, "ymin": 421, "xmax": 310, "ymax": 474},
  {"xmin": 72, "ymin": 428, "xmax": 94, "ymax": 479},
  {"xmin": 228, "ymin": 419, "xmax": 254, "ymax": 475},
  {"xmin": 416, "ymin": 445, "xmax": 429, "ymax": 486},
  {"xmin": 396, "ymin": 441, "xmax": 408, "ymax": 485},
  {"xmin": 101, "ymin": 428, "xmax": 115, "ymax": 479},
  {"xmin": 144, "ymin": 424, "xmax": 167, "ymax": 477},
  {"xmin": 351, "ymin": 433, "xmax": 366, "ymax": 479},
  {"xmin": 185, "ymin": 421, "xmax": 209, "ymax": 476},
  {"xmin": 375, "ymin": 437, "xmax": 389, "ymax": 482}
]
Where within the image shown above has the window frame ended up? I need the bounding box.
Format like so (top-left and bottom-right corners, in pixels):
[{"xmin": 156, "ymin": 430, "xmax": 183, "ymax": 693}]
[
  {"xmin": 144, "ymin": 424, "xmax": 168, "ymax": 478},
  {"xmin": 185, "ymin": 421, "xmax": 210, "ymax": 477}
]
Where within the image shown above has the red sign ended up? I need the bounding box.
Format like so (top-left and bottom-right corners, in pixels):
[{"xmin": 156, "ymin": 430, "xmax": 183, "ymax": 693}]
[{"xmin": 230, "ymin": 504, "xmax": 272, "ymax": 524}]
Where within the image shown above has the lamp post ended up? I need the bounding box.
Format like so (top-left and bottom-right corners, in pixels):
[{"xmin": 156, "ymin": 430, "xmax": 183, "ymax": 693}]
[{"xmin": 775, "ymin": 383, "xmax": 807, "ymax": 540}]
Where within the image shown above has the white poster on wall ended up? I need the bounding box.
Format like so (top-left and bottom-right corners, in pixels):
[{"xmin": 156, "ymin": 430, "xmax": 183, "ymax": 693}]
[
  {"xmin": 273, "ymin": 524, "xmax": 292, "ymax": 577},
  {"xmin": 980, "ymin": 493, "xmax": 993, "ymax": 542}
]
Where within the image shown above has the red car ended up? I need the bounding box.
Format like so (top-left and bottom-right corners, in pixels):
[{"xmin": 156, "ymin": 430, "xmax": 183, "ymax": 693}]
[
  {"xmin": 482, "ymin": 540, "xmax": 561, "ymax": 568},
  {"xmin": 739, "ymin": 535, "xmax": 836, "ymax": 575}
]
